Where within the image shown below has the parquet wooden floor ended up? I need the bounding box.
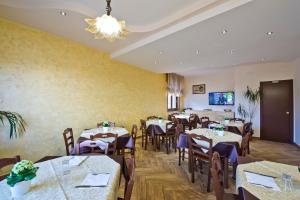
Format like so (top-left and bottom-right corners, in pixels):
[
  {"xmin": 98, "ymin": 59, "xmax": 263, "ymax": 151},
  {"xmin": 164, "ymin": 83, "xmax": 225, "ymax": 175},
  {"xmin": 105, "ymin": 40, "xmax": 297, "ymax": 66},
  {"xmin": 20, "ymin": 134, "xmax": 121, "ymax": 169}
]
[{"xmin": 119, "ymin": 138, "xmax": 300, "ymax": 200}]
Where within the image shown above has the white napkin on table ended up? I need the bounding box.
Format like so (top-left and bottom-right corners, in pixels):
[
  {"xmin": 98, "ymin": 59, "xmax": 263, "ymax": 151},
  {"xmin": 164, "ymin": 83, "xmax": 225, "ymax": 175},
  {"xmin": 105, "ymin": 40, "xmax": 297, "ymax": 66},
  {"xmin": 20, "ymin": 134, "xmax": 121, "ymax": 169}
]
[
  {"xmin": 78, "ymin": 173, "xmax": 110, "ymax": 187},
  {"xmin": 69, "ymin": 156, "xmax": 88, "ymax": 167},
  {"xmin": 245, "ymin": 171, "xmax": 281, "ymax": 191}
]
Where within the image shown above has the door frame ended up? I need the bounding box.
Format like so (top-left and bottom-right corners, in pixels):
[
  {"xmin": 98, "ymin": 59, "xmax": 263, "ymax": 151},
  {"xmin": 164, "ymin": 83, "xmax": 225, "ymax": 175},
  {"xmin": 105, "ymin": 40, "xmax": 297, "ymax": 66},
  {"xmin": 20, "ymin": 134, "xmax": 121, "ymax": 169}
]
[{"xmin": 260, "ymin": 79, "xmax": 294, "ymax": 143}]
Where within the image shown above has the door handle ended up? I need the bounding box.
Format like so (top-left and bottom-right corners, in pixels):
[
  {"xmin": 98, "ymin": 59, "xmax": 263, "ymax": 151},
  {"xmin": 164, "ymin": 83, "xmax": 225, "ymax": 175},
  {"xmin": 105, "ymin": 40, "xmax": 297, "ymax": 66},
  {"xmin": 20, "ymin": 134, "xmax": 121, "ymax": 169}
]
[{"xmin": 286, "ymin": 112, "xmax": 290, "ymax": 115}]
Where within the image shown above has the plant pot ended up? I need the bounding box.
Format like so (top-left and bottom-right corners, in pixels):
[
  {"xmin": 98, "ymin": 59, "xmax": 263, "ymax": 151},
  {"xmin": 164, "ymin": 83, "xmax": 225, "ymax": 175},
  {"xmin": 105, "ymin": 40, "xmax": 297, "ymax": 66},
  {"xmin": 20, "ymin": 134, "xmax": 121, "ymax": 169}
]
[
  {"xmin": 103, "ymin": 127, "xmax": 109, "ymax": 132},
  {"xmin": 11, "ymin": 180, "xmax": 31, "ymax": 197}
]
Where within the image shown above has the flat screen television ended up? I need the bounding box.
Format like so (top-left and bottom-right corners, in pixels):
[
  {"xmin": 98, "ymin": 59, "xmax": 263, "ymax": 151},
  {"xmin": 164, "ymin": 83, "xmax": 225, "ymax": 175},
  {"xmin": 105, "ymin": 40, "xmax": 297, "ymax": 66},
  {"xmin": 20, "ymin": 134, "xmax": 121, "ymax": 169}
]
[{"xmin": 209, "ymin": 92, "xmax": 235, "ymax": 105}]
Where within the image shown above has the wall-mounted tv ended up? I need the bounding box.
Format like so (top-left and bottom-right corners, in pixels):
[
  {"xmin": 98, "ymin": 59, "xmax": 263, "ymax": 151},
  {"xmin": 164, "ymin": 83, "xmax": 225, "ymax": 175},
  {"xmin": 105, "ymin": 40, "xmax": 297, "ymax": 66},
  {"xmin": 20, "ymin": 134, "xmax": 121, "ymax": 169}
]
[{"xmin": 209, "ymin": 92, "xmax": 235, "ymax": 105}]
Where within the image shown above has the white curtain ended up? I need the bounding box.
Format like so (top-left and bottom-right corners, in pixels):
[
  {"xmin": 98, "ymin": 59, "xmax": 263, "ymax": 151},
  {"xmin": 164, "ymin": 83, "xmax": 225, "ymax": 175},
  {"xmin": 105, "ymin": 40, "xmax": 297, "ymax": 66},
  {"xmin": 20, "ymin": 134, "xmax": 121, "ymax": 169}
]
[{"xmin": 167, "ymin": 73, "xmax": 184, "ymax": 97}]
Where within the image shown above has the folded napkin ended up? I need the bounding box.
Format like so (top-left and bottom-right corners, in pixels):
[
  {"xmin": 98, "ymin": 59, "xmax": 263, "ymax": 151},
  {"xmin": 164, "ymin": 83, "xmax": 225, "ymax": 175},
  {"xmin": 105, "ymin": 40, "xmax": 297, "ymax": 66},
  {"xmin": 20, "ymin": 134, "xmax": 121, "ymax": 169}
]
[
  {"xmin": 77, "ymin": 173, "xmax": 110, "ymax": 187},
  {"xmin": 69, "ymin": 156, "xmax": 88, "ymax": 167},
  {"xmin": 245, "ymin": 171, "xmax": 280, "ymax": 191}
]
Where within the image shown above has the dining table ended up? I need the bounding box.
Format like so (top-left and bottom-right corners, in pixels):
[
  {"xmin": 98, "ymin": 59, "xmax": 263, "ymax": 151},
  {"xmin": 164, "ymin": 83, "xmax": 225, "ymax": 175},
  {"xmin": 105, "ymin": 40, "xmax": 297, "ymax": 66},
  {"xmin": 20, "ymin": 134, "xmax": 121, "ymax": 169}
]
[
  {"xmin": 236, "ymin": 161, "xmax": 300, "ymax": 200},
  {"xmin": 76, "ymin": 127, "xmax": 133, "ymax": 154},
  {"xmin": 178, "ymin": 128, "xmax": 242, "ymax": 187},
  {"xmin": 146, "ymin": 119, "xmax": 171, "ymax": 134},
  {"xmin": 0, "ymin": 156, "xmax": 121, "ymax": 200},
  {"xmin": 209, "ymin": 120, "xmax": 244, "ymax": 135}
]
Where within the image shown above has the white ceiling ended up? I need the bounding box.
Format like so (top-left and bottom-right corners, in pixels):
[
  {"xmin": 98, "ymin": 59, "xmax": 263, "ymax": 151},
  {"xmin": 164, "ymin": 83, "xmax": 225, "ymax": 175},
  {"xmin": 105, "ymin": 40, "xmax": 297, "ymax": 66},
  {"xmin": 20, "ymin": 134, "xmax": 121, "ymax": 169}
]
[{"xmin": 0, "ymin": 0, "xmax": 300, "ymax": 76}]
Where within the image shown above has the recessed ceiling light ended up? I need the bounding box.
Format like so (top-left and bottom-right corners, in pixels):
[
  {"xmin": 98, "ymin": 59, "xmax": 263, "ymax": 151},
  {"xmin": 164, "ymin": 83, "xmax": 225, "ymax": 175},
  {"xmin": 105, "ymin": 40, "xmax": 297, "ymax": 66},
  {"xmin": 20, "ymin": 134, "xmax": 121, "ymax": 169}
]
[
  {"xmin": 196, "ymin": 50, "xmax": 200, "ymax": 55},
  {"xmin": 159, "ymin": 51, "xmax": 163, "ymax": 55},
  {"xmin": 266, "ymin": 31, "xmax": 273, "ymax": 36},
  {"xmin": 60, "ymin": 11, "xmax": 67, "ymax": 16},
  {"xmin": 230, "ymin": 49, "xmax": 235, "ymax": 54},
  {"xmin": 222, "ymin": 29, "xmax": 228, "ymax": 34}
]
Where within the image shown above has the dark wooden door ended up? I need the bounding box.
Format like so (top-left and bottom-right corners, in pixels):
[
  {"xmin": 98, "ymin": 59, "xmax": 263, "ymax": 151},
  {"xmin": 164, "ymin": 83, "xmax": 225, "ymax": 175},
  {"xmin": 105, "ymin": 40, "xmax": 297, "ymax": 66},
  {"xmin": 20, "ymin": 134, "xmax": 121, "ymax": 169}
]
[{"xmin": 260, "ymin": 80, "xmax": 293, "ymax": 143}]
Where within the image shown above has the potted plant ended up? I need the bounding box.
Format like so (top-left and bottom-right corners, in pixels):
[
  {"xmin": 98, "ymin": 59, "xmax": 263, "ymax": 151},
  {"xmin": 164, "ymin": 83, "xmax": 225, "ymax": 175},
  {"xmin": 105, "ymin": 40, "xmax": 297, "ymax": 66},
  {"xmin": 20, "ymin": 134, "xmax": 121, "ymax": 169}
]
[
  {"xmin": 237, "ymin": 86, "xmax": 260, "ymax": 123},
  {"xmin": 102, "ymin": 121, "xmax": 110, "ymax": 132},
  {"xmin": 0, "ymin": 111, "xmax": 26, "ymax": 138},
  {"xmin": 6, "ymin": 160, "xmax": 38, "ymax": 197}
]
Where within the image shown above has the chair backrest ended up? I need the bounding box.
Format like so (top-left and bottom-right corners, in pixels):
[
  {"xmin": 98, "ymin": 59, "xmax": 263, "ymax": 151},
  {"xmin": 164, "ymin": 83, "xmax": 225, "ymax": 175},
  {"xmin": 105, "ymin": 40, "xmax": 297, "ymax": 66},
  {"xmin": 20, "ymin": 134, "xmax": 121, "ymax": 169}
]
[
  {"xmin": 189, "ymin": 114, "xmax": 200, "ymax": 129},
  {"xmin": 175, "ymin": 124, "xmax": 184, "ymax": 137},
  {"xmin": 63, "ymin": 128, "xmax": 74, "ymax": 156},
  {"xmin": 147, "ymin": 116, "xmax": 158, "ymax": 120},
  {"xmin": 230, "ymin": 118, "xmax": 245, "ymax": 123},
  {"xmin": 241, "ymin": 132, "xmax": 251, "ymax": 156},
  {"xmin": 140, "ymin": 119, "xmax": 146, "ymax": 130},
  {"xmin": 243, "ymin": 122, "xmax": 252, "ymax": 135},
  {"xmin": 90, "ymin": 133, "xmax": 118, "ymax": 154},
  {"xmin": 131, "ymin": 124, "xmax": 138, "ymax": 146},
  {"xmin": 97, "ymin": 121, "xmax": 116, "ymax": 128},
  {"xmin": 200, "ymin": 117, "xmax": 210, "ymax": 128},
  {"xmin": 188, "ymin": 133, "xmax": 212, "ymax": 160},
  {"xmin": 124, "ymin": 157, "xmax": 135, "ymax": 200},
  {"xmin": 0, "ymin": 155, "xmax": 21, "ymax": 181},
  {"xmin": 183, "ymin": 108, "xmax": 192, "ymax": 111},
  {"xmin": 210, "ymin": 152, "xmax": 224, "ymax": 200}
]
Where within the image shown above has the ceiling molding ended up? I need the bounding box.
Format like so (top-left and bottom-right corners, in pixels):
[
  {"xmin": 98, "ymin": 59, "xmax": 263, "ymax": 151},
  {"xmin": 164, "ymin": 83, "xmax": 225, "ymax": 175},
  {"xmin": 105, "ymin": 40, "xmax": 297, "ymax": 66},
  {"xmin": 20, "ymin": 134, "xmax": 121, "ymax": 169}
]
[{"xmin": 111, "ymin": 0, "xmax": 253, "ymax": 59}]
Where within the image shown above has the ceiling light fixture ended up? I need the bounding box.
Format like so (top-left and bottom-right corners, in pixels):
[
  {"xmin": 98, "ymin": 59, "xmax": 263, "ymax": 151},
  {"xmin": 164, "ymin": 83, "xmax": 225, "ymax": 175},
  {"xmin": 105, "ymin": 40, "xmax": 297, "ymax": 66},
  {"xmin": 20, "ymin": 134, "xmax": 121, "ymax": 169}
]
[
  {"xmin": 159, "ymin": 51, "xmax": 164, "ymax": 55},
  {"xmin": 222, "ymin": 29, "xmax": 228, "ymax": 34},
  {"xmin": 266, "ymin": 31, "xmax": 273, "ymax": 36},
  {"xmin": 196, "ymin": 50, "xmax": 200, "ymax": 55},
  {"xmin": 230, "ymin": 49, "xmax": 235, "ymax": 54},
  {"xmin": 60, "ymin": 11, "xmax": 67, "ymax": 16},
  {"xmin": 85, "ymin": 0, "xmax": 128, "ymax": 42}
]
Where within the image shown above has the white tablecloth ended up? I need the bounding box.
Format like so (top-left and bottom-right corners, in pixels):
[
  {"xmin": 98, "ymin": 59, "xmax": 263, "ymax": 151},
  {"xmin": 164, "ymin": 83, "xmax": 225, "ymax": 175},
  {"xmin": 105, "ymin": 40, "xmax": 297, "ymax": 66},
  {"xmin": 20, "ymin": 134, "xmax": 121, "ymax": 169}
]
[
  {"xmin": 0, "ymin": 156, "xmax": 121, "ymax": 200},
  {"xmin": 173, "ymin": 114, "xmax": 190, "ymax": 120},
  {"xmin": 81, "ymin": 127, "xmax": 129, "ymax": 139},
  {"xmin": 186, "ymin": 128, "xmax": 242, "ymax": 147},
  {"xmin": 209, "ymin": 121, "xmax": 244, "ymax": 133},
  {"xmin": 236, "ymin": 161, "xmax": 300, "ymax": 200},
  {"xmin": 146, "ymin": 119, "xmax": 171, "ymax": 133}
]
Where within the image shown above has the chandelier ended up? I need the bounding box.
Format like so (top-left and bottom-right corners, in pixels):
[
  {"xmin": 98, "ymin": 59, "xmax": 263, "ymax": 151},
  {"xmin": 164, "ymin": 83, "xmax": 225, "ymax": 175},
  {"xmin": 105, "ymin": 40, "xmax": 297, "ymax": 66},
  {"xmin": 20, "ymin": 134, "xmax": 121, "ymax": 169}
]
[{"xmin": 85, "ymin": 0, "xmax": 128, "ymax": 42}]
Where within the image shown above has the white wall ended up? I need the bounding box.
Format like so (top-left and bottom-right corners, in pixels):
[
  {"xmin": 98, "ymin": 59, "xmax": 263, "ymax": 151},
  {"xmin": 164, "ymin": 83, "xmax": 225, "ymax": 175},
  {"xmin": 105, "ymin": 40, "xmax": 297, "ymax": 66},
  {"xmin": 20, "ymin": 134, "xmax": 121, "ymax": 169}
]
[
  {"xmin": 184, "ymin": 68, "xmax": 235, "ymax": 111},
  {"xmin": 293, "ymin": 57, "xmax": 300, "ymax": 146},
  {"xmin": 184, "ymin": 62, "xmax": 295, "ymax": 138},
  {"xmin": 234, "ymin": 62, "xmax": 295, "ymax": 137}
]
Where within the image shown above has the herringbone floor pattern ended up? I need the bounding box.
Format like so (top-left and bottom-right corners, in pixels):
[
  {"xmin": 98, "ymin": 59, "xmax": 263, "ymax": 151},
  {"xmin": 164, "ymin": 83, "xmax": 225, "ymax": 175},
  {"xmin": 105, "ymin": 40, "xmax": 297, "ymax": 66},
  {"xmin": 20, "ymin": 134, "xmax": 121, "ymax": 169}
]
[{"xmin": 119, "ymin": 138, "xmax": 300, "ymax": 200}]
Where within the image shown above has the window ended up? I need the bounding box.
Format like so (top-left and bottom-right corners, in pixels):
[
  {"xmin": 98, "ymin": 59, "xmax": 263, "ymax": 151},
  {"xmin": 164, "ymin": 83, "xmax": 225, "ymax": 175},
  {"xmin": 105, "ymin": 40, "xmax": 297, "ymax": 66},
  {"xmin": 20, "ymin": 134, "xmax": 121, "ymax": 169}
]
[{"xmin": 168, "ymin": 93, "xmax": 180, "ymax": 111}]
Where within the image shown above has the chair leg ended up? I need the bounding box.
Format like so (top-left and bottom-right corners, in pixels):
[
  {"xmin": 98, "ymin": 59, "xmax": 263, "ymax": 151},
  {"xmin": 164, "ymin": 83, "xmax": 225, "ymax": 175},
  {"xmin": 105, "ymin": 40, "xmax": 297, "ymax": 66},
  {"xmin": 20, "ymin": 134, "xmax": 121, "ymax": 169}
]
[
  {"xmin": 191, "ymin": 157, "xmax": 195, "ymax": 183},
  {"xmin": 142, "ymin": 133, "xmax": 144, "ymax": 147},
  {"xmin": 178, "ymin": 148, "xmax": 181, "ymax": 166},
  {"xmin": 207, "ymin": 167, "xmax": 211, "ymax": 192},
  {"xmin": 182, "ymin": 148, "xmax": 185, "ymax": 161},
  {"xmin": 223, "ymin": 157, "xmax": 229, "ymax": 188},
  {"xmin": 145, "ymin": 133, "xmax": 148, "ymax": 150}
]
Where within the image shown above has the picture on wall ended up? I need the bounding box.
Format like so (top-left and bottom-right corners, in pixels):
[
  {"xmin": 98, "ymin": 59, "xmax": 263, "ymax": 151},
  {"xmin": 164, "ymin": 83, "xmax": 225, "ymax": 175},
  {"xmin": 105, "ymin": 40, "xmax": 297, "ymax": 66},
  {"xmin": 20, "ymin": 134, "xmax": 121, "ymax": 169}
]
[{"xmin": 192, "ymin": 84, "xmax": 206, "ymax": 94}]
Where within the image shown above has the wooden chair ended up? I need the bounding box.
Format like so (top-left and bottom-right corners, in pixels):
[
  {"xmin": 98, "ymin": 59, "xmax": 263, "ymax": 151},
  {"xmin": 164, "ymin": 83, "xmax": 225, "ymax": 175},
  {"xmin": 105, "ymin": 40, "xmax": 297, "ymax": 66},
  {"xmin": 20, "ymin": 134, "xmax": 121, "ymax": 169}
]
[
  {"xmin": 140, "ymin": 119, "xmax": 152, "ymax": 150},
  {"xmin": 0, "ymin": 155, "xmax": 21, "ymax": 181},
  {"xmin": 90, "ymin": 133, "xmax": 118, "ymax": 155},
  {"xmin": 240, "ymin": 132, "xmax": 251, "ymax": 156},
  {"xmin": 188, "ymin": 134, "xmax": 213, "ymax": 192},
  {"xmin": 189, "ymin": 114, "xmax": 200, "ymax": 130},
  {"xmin": 97, "ymin": 121, "xmax": 116, "ymax": 128},
  {"xmin": 159, "ymin": 122, "xmax": 176, "ymax": 154},
  {"xmin": 63, "ymin": 128, "xmax": 74, "ymax": 156},
  {"xmin": 119, "ymin": 158, "xmax": 135, "ymax": 200},
  {"xmin": 120, "ymin": 125, "xmax": 137, "ymax": 163},
  {"xmin": 230, "ymin": 118, "xmax": 245, "ymax": 123},
  {"xmin": 176, "ymin": 124, "xmax": 186, "ymax": 165},
  {"xmin": 211, "ymin": 152, "xmax": 239, "ymax": 200},
  {"xmin": 200, "ymin": 117, "xmax": 210, "ymax": 128}
]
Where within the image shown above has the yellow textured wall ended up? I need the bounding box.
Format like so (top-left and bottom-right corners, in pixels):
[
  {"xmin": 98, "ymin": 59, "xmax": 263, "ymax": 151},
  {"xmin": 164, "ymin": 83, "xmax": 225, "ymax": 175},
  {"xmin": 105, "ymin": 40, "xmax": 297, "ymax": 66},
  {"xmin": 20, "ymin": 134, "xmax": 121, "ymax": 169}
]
[{"xmin": 0, "ymin": 18, "xmax": 166, "ymax": 161}]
